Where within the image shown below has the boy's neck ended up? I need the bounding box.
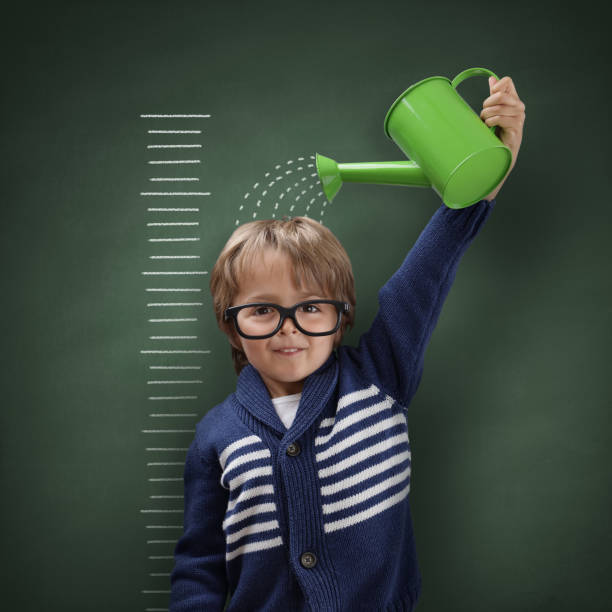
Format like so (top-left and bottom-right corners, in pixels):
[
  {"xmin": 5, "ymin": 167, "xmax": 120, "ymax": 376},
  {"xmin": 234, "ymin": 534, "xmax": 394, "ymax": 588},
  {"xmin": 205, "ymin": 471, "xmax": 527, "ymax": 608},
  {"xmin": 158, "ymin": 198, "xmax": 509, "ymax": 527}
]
[{"xmin": 266, "ymin": 381, "xmax": 304, "ymax": 399}]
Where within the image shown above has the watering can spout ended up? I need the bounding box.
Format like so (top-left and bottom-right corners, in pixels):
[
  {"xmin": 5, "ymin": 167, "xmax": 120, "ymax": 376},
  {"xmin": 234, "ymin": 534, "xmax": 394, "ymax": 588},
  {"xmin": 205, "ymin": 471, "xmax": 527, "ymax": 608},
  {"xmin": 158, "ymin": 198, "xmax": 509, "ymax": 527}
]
[
  {"xmin": 316, "ymin": 153, "xmax": 431, "ymax": 202},
  {"xmin": 316, "ymin": 154, "xmax": 343, "ymax": 202}
]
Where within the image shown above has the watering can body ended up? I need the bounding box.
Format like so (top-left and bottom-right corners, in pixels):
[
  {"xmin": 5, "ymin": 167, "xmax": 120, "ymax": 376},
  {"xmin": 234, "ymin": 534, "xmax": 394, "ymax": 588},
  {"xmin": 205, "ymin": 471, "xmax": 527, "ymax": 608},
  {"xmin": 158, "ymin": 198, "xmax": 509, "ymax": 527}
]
[{"xmin": 317, "ymin": 67, "xmax": 512, "ymax": 209}]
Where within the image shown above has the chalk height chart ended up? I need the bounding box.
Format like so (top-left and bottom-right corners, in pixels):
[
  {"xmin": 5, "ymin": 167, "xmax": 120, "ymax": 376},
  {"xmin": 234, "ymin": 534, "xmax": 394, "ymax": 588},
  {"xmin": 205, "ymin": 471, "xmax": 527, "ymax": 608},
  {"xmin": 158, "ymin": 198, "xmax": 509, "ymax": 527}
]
[{"xmin": 138, "ymin": 113, "xmax": 212, "ymax": 610}]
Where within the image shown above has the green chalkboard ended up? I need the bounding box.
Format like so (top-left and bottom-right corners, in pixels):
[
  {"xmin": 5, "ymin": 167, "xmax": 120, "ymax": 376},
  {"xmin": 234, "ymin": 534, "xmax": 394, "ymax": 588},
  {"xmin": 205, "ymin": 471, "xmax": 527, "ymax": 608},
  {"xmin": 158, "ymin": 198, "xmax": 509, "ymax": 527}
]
[{"xmin": 2, "ymin": 1, "xmax": 611, "ymax": 610}]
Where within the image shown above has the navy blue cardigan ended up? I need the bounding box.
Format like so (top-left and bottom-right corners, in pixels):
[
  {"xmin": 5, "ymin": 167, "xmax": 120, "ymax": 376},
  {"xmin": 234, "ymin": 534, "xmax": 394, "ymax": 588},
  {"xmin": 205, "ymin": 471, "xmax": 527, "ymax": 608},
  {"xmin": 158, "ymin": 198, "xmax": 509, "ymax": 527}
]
[{"xmin": 170, "ymin": 200, "xmax": 495, "ymax": 611}]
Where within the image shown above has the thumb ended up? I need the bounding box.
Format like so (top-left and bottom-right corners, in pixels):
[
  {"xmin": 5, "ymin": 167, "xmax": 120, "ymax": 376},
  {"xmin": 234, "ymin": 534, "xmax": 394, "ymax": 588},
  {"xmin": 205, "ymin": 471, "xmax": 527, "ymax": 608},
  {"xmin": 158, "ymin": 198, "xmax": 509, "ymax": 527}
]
[{"xmin": 488, "ymin": 76, "xmax": 498, "ymax": 91}]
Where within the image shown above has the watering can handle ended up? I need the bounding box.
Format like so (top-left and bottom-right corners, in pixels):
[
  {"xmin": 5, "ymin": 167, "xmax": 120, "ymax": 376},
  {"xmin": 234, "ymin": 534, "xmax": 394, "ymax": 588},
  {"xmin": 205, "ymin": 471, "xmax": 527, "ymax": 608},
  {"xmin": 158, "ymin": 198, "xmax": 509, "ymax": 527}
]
[{"xmin": 451, "ymin": 67, "xmax": 500, "ymax": 136}]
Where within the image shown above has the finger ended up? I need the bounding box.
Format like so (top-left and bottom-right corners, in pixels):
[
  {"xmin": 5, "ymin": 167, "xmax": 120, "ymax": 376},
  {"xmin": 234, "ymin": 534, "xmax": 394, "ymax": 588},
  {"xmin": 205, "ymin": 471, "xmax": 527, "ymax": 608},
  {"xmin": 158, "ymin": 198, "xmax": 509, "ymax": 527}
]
[
  {"xmin": 483, "ymin": 114, "xmax": 524, "ymax": 129},
  {"xmin": 491, "ymin": 76, "xmax": 517, "ymax": 95},
  {"xmin": 481, "ymin": 101, "xmax": 524, "ymax": 116},
  {"xmin": 480, "ymin": 105, "xmax": 524, "ymax": 119},
  {"xmin": 483, "ymin": 91, "xmax": 524, "ymax": 108},
  {"xmin": 504, "ymin": 76, "xmax": 519, "ymax": 97},
  {"xmin": 484, "ymin": 91, "xmax": 518, "ymax": 106}
]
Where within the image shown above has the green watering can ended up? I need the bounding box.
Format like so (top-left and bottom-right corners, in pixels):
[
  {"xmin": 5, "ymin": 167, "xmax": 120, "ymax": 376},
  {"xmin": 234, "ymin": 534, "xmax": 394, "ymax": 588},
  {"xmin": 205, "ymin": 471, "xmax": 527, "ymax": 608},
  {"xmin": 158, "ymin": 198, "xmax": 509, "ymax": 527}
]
[{"xmin": 316, "ymin": 67, "xmax": 512, "ymax": 209}]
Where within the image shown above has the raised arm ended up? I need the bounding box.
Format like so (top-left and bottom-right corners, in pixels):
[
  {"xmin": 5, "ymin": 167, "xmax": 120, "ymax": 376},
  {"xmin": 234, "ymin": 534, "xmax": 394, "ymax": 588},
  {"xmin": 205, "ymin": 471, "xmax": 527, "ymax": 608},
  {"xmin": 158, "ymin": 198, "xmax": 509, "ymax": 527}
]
[
  {"xmin": 347, "ymin": 74, "xmax": 525, "ymax": 406},
  {"xmin": 350, "ymin": 199, "xmax": 494, "ymax": 406},
  {"xmin": 170, "ymin": 440, "xmax": 229, "ymax": 611}
]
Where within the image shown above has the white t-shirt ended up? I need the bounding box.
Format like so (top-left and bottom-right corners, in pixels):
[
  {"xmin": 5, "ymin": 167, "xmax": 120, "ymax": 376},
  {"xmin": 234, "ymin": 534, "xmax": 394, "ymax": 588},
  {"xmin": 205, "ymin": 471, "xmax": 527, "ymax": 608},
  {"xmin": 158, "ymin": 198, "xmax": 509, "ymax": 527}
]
[{"xmin": 271, "ymin": 393, "xmax": 302, "ymax": 429}]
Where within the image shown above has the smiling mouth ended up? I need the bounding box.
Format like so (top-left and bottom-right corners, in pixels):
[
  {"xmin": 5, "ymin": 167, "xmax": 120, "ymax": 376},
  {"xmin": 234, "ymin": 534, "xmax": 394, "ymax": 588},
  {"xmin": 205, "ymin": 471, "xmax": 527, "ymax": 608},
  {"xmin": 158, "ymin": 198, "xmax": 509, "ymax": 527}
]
[{"xmin": 274, "ymin": 348, "xmax": 305, "ymax": 354}]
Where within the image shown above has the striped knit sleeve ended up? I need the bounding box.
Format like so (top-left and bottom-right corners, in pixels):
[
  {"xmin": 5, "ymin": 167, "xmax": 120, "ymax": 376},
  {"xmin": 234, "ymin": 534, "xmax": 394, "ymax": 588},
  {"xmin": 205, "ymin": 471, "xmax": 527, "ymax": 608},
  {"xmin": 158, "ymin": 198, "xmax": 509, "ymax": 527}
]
[
  {"xmin": 353, "ymin": 199, "xmax": 495, "ymax": 407},
  {"xmin": 170, "ymin": 439, "xmax": 229, "ymax": 611}
]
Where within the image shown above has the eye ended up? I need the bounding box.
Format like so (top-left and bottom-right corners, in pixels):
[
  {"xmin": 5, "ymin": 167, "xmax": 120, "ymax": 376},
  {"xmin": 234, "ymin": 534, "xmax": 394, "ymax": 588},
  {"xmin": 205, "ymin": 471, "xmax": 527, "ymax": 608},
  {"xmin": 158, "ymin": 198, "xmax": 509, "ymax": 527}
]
[
  {"xmin": 300, "ymin": 302, "xmax": 321, "ymax": 314},
  {"xmin": 253, "ymin": 305, "xmax": 274, "ymax": 316}
]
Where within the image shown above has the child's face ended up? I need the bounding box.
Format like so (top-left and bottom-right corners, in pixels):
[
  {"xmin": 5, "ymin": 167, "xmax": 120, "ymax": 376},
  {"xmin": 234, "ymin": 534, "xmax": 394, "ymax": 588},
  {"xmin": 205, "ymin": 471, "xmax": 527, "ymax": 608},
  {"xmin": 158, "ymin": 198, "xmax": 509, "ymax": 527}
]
[{"xmin": 229, "ymin": 248, "xmax": 339, "ymax": 398}]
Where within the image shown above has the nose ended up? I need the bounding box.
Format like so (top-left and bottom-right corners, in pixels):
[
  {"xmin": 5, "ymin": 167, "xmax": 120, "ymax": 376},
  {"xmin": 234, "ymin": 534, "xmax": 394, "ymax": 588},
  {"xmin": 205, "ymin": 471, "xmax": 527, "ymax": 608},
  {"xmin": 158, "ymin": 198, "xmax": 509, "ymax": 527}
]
[{"xmin": 279, "ymin": 314, "xmax": 298, "ymax": 334}]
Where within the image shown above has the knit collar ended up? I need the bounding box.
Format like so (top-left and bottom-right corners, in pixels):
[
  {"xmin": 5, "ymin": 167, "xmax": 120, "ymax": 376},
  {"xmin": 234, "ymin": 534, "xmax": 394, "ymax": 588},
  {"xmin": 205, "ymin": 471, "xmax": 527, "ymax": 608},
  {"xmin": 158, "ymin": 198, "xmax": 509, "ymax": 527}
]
[{"xmin": 234, "ymin": 352, "xmax": 339, "ymax": 438}]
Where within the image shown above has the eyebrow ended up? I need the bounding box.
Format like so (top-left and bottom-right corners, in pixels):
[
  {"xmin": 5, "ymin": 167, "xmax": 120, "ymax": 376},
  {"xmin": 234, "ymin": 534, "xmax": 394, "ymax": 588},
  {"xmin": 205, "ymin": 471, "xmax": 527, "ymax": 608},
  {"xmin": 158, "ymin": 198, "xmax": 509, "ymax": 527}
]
[{"xmin": 242, "ymin": 293, "xmax": 328, "ymax": 303}]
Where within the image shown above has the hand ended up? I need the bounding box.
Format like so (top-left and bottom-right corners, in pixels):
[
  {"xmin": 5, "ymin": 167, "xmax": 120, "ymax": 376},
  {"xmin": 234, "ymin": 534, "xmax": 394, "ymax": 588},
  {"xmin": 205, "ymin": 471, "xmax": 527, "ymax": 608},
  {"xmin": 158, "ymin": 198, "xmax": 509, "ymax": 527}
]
[{"xmin": 480, "ymin": 75, "xmax": 526, "ymax": 201}]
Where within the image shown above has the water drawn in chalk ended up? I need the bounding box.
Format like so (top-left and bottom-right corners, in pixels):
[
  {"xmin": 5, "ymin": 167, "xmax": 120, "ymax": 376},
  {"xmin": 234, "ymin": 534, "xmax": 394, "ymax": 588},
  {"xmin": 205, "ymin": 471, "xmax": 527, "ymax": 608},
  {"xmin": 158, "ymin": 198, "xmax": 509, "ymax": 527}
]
[{"xmin": 235, "ymin": 155, "xmax": 329, "ymax": 226}]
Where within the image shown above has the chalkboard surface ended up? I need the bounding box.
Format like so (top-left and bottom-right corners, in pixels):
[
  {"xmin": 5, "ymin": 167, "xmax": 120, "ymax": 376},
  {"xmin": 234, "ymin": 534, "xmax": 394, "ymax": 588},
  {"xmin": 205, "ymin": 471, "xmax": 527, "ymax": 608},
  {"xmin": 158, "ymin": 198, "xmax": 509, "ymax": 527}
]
[{"xmin": 2, "ymin": 1, "xmax": 611, "ymax": 611}]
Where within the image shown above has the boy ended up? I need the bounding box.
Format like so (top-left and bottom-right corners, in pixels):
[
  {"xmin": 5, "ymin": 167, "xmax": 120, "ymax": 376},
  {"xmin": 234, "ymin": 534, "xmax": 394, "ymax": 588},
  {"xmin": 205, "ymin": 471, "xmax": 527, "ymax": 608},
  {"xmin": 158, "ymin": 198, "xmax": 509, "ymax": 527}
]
[{"xmin": 170, "ymin": 76, "xmax": 525, "ymax": 611}]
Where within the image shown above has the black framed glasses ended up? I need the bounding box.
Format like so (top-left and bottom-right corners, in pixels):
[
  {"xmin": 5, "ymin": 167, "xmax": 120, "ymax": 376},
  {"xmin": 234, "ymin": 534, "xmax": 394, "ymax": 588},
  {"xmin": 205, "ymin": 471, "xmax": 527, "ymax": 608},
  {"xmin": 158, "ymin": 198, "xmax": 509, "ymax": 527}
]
[{"xmin": 224, "ymin": 300, "xmax": 351, "ymax": 340}]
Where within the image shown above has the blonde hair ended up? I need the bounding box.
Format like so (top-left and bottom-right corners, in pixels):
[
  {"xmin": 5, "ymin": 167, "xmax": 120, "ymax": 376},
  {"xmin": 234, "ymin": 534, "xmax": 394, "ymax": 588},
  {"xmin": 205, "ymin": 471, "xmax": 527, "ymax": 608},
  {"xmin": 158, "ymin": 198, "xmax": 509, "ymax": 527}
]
[{"xmin": 210, "ymin": 217, "xmax": 356, "ymax": 373}]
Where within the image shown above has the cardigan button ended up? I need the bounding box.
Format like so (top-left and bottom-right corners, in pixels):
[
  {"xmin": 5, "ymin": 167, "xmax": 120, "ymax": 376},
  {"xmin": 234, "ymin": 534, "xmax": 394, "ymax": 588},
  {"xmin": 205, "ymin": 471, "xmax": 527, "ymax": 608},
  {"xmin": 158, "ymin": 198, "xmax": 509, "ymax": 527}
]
[
  {"xmin": 300, "ymin": 551, "xmax": 317, "ymax": 569},
  {"xmin": 286, "ymin": 442, "xmax": 301, "ymax": 457}
]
